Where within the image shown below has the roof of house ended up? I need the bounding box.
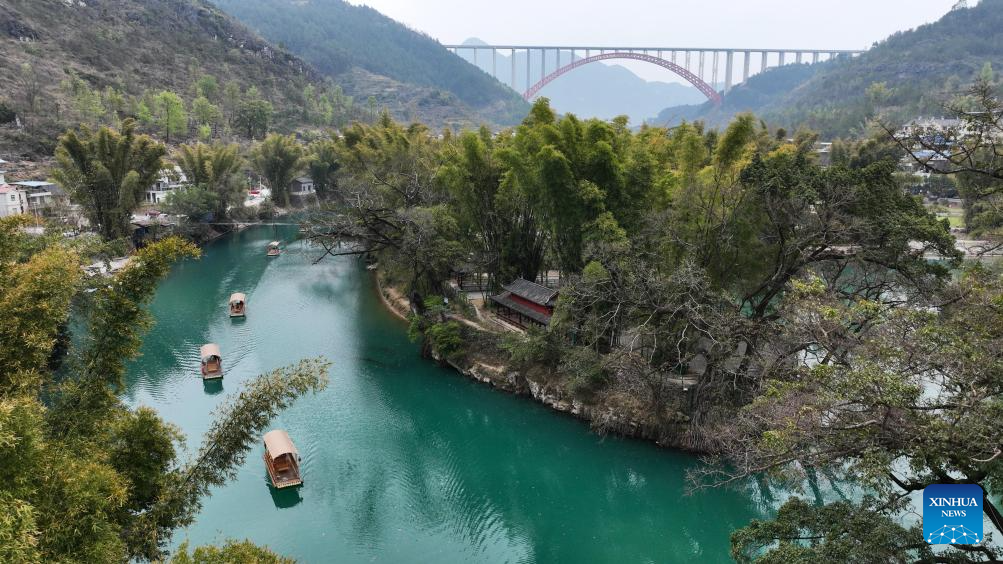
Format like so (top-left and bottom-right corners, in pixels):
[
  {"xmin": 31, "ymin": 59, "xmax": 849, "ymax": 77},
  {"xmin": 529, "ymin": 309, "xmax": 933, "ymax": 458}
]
[
  {"xmin": 502, "ymin": 278, "xmax": 558, "ymax": 307},
  {"xmin": 490, "ymin": 292, "xmax": 553, "ymax": 325},
  {"xmin": 0, "ymin": 184, "xmax": 21, "ymax": 194},
  {"xmin": 13, "ymin": 181, "xmax": 54, "ymax": 188},
  {"xmin": 293, "ymin": 176, "xmax": 313, "ymax": 184}
]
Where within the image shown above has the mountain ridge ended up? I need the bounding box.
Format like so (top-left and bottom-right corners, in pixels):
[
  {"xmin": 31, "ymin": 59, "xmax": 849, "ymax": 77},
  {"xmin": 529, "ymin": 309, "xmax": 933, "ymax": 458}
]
[
  {"xmin": 209, "ymin": 0, "xmax": 529, "ymax": 126},
  {"xmin": 653, "ymin": 0, "xmax": 1002, "ymax": 136}
]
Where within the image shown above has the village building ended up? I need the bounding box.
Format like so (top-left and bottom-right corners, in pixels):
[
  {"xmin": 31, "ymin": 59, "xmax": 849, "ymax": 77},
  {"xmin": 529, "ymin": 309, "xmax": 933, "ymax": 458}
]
[
  {"xmin": 0, "ymin": 171, "xmax": 27, "ymax": 218},
  {"xmin": 490, "ymin": 278, "xmax": 559, "ymax": 329},
  {"xmin": 13, "ymin": 181, "xmax": 68, "ymax": 216},
  {"xmin": 289, "ymin": 176, "xmax": 316, "ymax": 198},
  {"xmin": 145, "ymin": 166, "xmax": 188, "ymax": 204}
]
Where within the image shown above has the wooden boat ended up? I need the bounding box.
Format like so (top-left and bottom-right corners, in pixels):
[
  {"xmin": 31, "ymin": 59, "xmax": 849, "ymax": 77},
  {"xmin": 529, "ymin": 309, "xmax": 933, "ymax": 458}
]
[
  {"xmin": 228, "ymin": 293, "xmax": 246, "ymax": 317},
  {"xmin": 266, "ymin": 241, "xmax": 281, "ymax": 257},
  {"xmin": 263, "ymin": 430, "xmax": 303, "ymax": 489},
  {"xmin": 200, "ymin": 343, "xmax": 223, "ymax": 379}
]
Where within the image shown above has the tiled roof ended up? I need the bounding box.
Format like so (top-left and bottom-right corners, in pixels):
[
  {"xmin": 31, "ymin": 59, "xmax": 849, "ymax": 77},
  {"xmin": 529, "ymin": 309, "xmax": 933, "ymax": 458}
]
[
  {"xmin": 490, "ymin": 292, "xmax": 553, "ymax": 325},
  {"xmin": 502, "ymin": 278, "xmax": 558, "ymax": 306}
]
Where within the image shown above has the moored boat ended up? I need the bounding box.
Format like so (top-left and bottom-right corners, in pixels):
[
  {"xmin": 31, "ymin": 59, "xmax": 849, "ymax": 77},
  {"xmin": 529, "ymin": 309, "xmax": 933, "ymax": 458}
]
[
  {"xmin": 200, "ymin": 343, "xmax": 223, "ymax": 379},
  {"xmin": 263, "ymin": 430, "xmax": 303, "ymax": 489},
  {"xmin": 228, "ymin": 293, "xmax": 246, "ymax": 317},
  {"xmin": 266, "ymin": 241, "xmax": 281, "ymax": 257}
]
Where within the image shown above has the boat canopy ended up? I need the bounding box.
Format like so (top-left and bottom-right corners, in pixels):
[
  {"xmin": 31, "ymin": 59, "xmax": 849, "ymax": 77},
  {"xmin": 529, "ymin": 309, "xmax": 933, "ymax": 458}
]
[
  {"xmin": 229, "ymin": 293, "xmax": 246, "ymax": 305},
  {"xmin": 264, "ymin": 429, "xmax": 298, "ymax": 458},
  {"xmin": 200, "ymin": 343, "xmax": 221, "ymax": 361},
  {"xmin": 268, "ymin": 241, "xmax": 280, "ymax": 248}
]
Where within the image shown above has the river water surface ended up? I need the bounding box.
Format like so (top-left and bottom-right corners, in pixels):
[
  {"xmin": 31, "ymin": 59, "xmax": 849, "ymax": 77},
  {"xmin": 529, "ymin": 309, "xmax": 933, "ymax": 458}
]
[{"xmin": 124, "ymin": 226, "xmax": 772, "ymax": 563}]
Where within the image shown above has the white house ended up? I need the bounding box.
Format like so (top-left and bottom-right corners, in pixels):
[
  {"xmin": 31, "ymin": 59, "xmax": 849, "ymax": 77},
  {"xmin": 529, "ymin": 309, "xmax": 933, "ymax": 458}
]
[
  {"xmin": 0, "ymin": 172, "xmax": 28, "ymax": 217},
  {"xmin": 145, "ymin": 166, "xmax": 188, "ymax": 204},
  {"xmin": 289, "ymin": 176, "xmax": 316, "ymax": 197}
]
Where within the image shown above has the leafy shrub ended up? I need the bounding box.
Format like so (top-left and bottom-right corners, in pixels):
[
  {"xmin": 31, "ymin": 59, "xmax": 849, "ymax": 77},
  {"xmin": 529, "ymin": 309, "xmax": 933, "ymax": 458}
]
[
  {"xmin": 426, "ymin": 320, "xmax": 464, "ymax": 360},
  {"xmin": 500, "ymin": 326, "xmax": 563, "ymax": 369},
  {"xmin": 559, "ymin": 346, "xmax": 609, "ymax": 396}
]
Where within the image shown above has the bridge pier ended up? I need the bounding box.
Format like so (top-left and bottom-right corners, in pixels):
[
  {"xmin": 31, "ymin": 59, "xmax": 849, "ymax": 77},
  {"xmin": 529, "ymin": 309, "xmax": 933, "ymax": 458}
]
[
  {"xmin": 511, "ymin": 49, "xmax": 516, "ymax": 90},
  {"xmin": 711, "ymin": 51, "xmax": 719, "ymax": 88},
  {"xmin": 725, "ymin": 50, "xmax": 734, "ymax": 92},
  {"xmin": 742, "ymin": 51, "xmax": 751, "ymax": 83},
  {"xmin": 526, "ymin": 49, "xmax": 530, "ymax": 93}
]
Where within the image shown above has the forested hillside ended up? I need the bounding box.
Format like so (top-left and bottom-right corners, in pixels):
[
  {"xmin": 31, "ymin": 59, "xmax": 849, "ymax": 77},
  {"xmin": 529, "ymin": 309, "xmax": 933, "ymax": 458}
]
[
  {"xmin": 210, "ymin": 0, "xmax": 529, "ymax": 125},
  {"xmin": 0, "ymin": 0, "xmax": 335, "ymax": 153},
  {"xmin": 654, "ymin": 0, "xmax": 1003, "ymax": 136}
]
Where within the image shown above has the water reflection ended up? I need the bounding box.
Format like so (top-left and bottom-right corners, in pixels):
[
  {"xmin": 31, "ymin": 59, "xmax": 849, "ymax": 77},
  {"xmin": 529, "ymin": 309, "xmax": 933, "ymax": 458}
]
[
  {"xmin": 202, "ymin": 379, "xmax": 224, "ymax": 396},
  {"xmin": 269, "ymin": 482, "xmax": 304, "ymax": 509}
]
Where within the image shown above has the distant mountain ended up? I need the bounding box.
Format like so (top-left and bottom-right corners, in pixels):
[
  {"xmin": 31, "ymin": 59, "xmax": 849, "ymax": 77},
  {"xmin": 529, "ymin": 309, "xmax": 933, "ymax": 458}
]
[
  {"xmin": 653, "ymin": 0, "xmax": 1003, "ymax": 137},
  {"xmin": 650, "ymin": 63, "xmax": 824, "ymax": 128},
  {"xmin": 456, "ymin": 38, "xmax": 707, "ymax": 125},
  {"xmin": 210, "ymin": 0, "xmax": 529, "ymax": 126}
]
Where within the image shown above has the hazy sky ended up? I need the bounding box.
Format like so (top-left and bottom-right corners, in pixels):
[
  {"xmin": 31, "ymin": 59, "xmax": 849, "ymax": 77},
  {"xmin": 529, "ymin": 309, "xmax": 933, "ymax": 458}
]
[{"xmin": 351, "ymin": 0, "xmax": 958, "ymax": 81}]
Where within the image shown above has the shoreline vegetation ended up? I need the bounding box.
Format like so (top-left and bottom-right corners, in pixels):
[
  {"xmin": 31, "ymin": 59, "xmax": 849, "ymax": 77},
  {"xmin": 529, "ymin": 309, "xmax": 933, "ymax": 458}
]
[{"xmin": 372, "ymin": 268, "xmax": 692, "ymax": 450}]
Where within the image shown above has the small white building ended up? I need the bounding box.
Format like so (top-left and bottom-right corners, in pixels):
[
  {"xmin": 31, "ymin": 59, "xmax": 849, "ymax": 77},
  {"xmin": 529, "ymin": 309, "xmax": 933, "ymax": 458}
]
[
  {"xmin": 145, "ymin": 166, "xmax": 188, "ymax": 204},
  {"xmin": 289, "ymin": 176, "xmax": 316, "ymax": 197},
  {"xmin": 0, "ymin": 171, "xmax": 28, "ymax": 217}
]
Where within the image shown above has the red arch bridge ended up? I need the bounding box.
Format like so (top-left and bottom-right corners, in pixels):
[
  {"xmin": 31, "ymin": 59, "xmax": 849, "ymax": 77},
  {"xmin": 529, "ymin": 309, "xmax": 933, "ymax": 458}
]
[{"xmin": 444, "ymin": 45, "xmax": 864, "ymax": 105}]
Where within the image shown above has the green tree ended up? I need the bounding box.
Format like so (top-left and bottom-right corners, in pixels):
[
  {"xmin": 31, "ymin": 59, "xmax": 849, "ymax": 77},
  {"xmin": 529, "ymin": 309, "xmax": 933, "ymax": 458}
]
[
  {"xmin": 53, "ymin": 119, "xmax": 167, "ymax": 240},
  {"xmin": 301, "ymin": 116, "xmax": 461, "ymax": 294},
  {"xmin": 439, "ymin": 127, "xmax": 546, "ymax": 285},
  {"xmin": 150, "ymin": 91, "xmax": 188, "ymax": 143},
  {"xmin": 193, "ymin": 74, "xmax": 220, "ymax": 101},
  {"xmin": 251, "ymin": 134, "xmax": 304, "ymax": 208},
  {"xmin": 176, "ymin": 142, "xmax": 244, "ymax": 220},
  {"xmin": 306, "ymin": 137, "xmax": 340, "ymax": 200},
  {"xmin": 235, "ymin": 87, "xmax": 273, "ymax": 139},
  {"xmin": 190, "ymin": 96, "xmax": 222, "ymax": 131},
  {"xmin": 171, "ymin": 540, "xmax": 294, "ymax": 564},
  {"xmin": 715, "ymin": 267, "xmax": 1003, "ymax": 563},
  {"xmin": 163, "ymin": 186, "xmax": 218, "ymax": 223}
]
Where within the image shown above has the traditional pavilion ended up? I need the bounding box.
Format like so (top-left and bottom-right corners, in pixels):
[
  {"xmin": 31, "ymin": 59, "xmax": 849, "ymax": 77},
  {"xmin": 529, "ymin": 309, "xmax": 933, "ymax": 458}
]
[{"xmin": 490, "ymin": 278, "xmax": 558, "ymax": 329}]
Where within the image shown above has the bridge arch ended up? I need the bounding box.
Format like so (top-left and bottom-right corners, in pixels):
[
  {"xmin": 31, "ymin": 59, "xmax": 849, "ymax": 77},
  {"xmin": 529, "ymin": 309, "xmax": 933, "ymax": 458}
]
[{"xmin": 523, "ymin": 51, "xmax": 723, "ymax": 105}]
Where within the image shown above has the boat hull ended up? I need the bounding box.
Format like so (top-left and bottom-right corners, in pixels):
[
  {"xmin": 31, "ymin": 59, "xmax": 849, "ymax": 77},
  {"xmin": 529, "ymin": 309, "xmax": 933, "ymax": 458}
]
[{"xmin": 264, "ymin": 453, "xmax": 303, "ymax": 489}]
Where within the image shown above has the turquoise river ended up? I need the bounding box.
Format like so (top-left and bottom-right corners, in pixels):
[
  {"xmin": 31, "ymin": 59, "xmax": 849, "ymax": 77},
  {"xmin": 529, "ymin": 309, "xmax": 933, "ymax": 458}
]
[{"xmin": 123, "ymin": 226, "xmax": 775, "ymax": 563}]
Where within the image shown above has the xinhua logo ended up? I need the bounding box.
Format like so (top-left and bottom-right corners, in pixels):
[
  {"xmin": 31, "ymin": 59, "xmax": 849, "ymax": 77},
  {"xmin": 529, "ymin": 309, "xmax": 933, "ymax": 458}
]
[{"xmin": 923, "ymin": 484, "xmax": 984, "ymax": 545}]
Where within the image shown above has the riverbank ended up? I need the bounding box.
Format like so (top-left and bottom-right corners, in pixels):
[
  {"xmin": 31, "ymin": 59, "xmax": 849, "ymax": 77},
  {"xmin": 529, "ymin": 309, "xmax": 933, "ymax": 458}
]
[{"xmin": 372, "ymin": 271, "xmax": 698, "ymax": 452}]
